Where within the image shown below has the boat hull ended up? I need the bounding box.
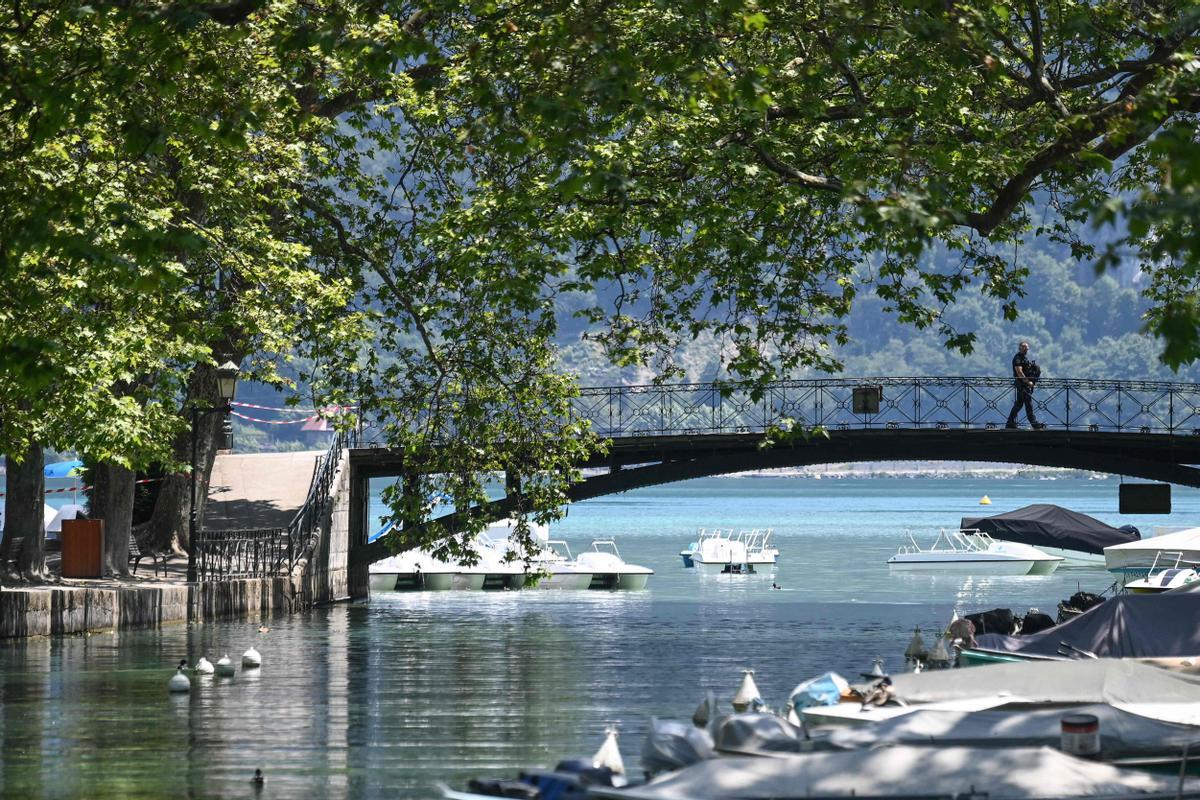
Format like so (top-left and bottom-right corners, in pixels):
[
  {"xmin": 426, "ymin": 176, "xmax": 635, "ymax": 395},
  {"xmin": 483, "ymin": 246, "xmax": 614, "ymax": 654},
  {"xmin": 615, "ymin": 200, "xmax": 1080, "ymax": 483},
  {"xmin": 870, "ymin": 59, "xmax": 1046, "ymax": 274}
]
[
  {"xmin": 451, "ymin": 573, "xmax": 487, "ymax": 591},
  {"xmin": 887, "ymin": 556, "xmax": 1042, "ymax": 576},
  {"xmin": 531, "ymin": 571, "xmax": 594, "ymax": 590},
  {"xmin": 693, "ymin": 559, "xmax": 760, "ymax": 575}
]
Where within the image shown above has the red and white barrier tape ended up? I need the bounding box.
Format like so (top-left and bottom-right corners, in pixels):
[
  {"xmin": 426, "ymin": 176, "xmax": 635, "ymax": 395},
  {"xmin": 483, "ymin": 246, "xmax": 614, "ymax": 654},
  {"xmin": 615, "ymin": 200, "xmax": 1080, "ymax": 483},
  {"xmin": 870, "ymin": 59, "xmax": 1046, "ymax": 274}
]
[
  {"xmin": 0, "ymin": 477, "xmax": 164, "ymax": 498},
  {"xmin": 231, "ymin": 401, "xmax": 357, "ymax": 413},
  {"xmin": 230, "ymin": 411, "xmax": 320, "ymax": 425}
]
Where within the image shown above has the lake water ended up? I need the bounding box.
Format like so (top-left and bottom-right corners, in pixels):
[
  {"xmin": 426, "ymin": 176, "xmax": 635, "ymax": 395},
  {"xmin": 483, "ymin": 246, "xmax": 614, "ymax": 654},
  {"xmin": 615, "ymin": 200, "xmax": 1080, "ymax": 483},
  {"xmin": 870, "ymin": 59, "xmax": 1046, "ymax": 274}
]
[{"xmin": 2, "ymin": 475, "xmax": 1198, "ymax": 798}]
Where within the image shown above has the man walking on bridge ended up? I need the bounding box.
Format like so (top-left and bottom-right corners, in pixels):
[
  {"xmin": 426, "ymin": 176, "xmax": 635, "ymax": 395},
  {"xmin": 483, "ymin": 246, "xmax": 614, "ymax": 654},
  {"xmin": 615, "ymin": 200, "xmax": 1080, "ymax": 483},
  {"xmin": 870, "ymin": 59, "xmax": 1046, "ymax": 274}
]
[{"xmin": 1006, "ymin": 341, "xmax": 1045, "ymax": 429}]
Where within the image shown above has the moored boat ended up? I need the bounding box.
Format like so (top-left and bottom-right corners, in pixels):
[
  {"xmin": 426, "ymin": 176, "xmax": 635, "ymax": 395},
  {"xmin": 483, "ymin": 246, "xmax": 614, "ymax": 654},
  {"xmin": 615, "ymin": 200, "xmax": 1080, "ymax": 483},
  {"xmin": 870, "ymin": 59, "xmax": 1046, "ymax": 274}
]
[
  {"xmin": 887, "ymin": 529, "xmax": 1063, "ymax": 575},
  {"xmin": 575, "ymin": 539, "xmax": 654, "ymax": 590}
]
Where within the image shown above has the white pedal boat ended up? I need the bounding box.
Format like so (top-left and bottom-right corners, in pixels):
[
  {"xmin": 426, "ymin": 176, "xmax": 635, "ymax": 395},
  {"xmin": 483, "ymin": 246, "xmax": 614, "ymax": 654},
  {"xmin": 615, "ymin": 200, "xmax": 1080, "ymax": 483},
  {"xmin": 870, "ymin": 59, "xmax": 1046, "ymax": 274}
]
[
  {"xmin": 575, "ymin": 539, "xmax": 654, "ymax": 590},
  {"xmin": 887, "ymin": 529, "xmax": 1063, "ymax": 575}
]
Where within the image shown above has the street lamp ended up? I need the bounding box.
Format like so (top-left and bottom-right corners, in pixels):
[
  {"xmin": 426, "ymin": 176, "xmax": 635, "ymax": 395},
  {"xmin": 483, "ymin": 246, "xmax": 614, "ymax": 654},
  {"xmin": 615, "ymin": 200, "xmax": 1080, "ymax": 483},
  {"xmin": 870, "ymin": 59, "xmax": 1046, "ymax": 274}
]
[{"xmin": 187, "ymin": 361, "xmax": 240, "ymax": 583}]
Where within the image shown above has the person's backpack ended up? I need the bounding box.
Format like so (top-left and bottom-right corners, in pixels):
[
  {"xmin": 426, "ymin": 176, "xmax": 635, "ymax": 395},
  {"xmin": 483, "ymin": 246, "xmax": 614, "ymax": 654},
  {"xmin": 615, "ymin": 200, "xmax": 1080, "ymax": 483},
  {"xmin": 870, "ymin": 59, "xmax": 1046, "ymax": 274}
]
[{"xmin": 1026, "ymin": 360, "xmax": 1041, "ymax": 384}]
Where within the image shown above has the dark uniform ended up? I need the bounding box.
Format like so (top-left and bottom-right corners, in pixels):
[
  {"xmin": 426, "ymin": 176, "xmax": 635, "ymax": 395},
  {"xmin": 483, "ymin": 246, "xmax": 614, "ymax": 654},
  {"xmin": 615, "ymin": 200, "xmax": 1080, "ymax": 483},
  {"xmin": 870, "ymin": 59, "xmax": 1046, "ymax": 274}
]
[{"xmin": 1006, "ymin": 350, "xmax": 1041, "ymax": 428}]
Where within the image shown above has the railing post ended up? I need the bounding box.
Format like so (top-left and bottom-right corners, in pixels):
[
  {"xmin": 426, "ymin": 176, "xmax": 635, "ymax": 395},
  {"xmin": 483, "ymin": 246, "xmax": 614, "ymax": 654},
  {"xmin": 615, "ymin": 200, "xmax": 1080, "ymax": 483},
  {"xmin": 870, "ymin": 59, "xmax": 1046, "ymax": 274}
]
[
  {"xmin": 1170, "ymin": 387, "xmax": 1175, "ymax": 435},
  {"xmin": 1066, "ymin": 385, "xmax": 1071, "ymax": 431}
]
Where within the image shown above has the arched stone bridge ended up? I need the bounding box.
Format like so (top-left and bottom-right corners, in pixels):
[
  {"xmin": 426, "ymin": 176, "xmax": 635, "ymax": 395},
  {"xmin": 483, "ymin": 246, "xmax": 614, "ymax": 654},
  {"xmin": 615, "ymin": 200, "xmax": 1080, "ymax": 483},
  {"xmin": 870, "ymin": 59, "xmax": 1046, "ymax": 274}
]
[{"xmin": 348, "ymin": 376, "xmax": 1200, "ymax": 567}]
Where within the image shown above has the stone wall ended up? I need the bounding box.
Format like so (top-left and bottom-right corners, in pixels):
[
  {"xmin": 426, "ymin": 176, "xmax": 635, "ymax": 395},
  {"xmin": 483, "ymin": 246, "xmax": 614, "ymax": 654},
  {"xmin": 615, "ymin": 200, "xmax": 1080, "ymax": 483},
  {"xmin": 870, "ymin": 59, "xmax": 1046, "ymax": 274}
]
[
  {"xmin": 297, "ymin": 447, "xmax": 352, "ymax": 606},
  {"xmin": 0, "ymin": 577, "xmax": 305, "ymax": 639}
]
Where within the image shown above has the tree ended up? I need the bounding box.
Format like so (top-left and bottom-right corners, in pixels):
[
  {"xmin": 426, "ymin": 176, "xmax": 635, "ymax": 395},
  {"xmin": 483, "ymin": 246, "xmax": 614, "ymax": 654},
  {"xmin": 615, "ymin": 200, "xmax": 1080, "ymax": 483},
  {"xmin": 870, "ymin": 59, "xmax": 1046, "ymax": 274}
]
[{"xmin": 377, "ymin": 0, "xmax": 1200, "ymax": 382}]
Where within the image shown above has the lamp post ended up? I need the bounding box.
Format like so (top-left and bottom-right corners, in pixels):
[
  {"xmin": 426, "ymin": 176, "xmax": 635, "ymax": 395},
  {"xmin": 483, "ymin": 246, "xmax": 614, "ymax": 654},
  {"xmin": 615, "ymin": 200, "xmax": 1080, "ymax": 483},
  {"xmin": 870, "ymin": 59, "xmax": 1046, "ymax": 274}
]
[{"xmin": 187, "ymin": 361, "xmax": 240, "ymax": 584}]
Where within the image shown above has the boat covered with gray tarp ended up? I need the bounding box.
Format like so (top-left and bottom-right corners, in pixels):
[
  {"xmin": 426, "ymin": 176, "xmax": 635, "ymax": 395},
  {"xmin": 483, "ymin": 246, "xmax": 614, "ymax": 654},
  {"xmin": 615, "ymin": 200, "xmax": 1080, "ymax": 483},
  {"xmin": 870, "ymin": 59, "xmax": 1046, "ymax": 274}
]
[
  {"xmin": 961, "ymin": 504, "xmax": 1138, "ymax": 556},
  {"xmin": 886, "ymin": 657, "xmax": 1200, "ymax": 706},
  {"xmin": 825, "ymin": 703, "xmax": 1200, "ymax": 765},
  {"xmin": 591, "ymin": 746, "xmax": 1200, "ymax": 799},
  {"xmin": 973, "ymin": 595, "xmax": 1200, "ymax": 660}
]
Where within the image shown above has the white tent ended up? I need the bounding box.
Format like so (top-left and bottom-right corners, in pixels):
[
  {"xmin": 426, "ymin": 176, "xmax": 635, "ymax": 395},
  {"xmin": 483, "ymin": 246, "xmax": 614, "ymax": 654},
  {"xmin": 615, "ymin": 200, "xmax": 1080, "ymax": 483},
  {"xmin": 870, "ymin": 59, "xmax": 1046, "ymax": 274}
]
[{"xmin": 1105, "ymin": 526, "xmax": 1200, "ymax": 574}]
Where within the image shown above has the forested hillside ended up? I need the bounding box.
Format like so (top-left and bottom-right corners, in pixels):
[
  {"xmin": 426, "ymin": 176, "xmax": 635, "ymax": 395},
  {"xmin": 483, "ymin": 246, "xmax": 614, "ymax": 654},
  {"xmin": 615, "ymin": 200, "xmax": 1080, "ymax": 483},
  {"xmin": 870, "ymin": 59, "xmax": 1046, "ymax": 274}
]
[{"xmin": 559, "ymin": 243, "xmax": 1197, "ymax": 386}]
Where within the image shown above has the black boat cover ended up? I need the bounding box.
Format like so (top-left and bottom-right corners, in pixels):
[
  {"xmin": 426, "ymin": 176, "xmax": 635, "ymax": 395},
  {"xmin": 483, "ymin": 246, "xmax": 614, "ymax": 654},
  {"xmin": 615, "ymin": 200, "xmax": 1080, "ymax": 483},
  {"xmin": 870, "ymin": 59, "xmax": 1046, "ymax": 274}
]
[
  {"xmin": 960, "ymin": 503, "xmax": 1138, "ymax": 555},
  {"xmin": 975, "ymin": 594, "xmax": 1200, "ymax": 658}
]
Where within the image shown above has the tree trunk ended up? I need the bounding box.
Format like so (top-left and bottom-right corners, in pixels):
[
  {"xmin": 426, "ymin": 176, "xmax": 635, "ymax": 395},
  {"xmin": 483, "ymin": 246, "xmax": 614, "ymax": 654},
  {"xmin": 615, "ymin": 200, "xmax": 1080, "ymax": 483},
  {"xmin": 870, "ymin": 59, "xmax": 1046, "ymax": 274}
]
[
  {"xmin": 139, "ymin": 361, "xmax": 234, "ymax": 553},
  {"xmin": 91, "ymin": 461, "xmax": 134, "ymax": 576},
  {"xmin": 12, "ymin": 444, "xmax": 47, "ymax": 581}
]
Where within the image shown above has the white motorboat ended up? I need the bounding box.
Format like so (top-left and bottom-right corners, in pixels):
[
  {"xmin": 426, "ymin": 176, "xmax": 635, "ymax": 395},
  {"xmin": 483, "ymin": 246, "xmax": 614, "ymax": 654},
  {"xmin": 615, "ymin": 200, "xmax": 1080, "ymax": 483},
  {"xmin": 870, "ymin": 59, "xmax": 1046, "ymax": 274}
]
[
  {"xmin": 887, "ymin": 529, "xmax": 1063, "ymax": 575},
  {"xmin": 1124, "ymin": 551, "xmax": 1200, "ymax": 593},
  {"xmin": 575, "ymin": 539, "xmax": 654, "ymax": 590},
  {"xmin": 1106, "ymin": 527, "xmax": 1200, "ymax": 576}
]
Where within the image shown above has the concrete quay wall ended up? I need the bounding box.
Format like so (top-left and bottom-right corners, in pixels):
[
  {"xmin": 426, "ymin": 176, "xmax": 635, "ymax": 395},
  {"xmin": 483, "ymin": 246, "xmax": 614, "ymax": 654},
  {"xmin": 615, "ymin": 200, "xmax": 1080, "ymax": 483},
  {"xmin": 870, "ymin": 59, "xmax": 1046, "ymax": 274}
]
[
  {"xmin": 0, "ymin": 445, "xmax": 357, "ymax": 640},
  {"xmin": 0, "ymin": 576, "xmax": 306, "ymax": 639}
]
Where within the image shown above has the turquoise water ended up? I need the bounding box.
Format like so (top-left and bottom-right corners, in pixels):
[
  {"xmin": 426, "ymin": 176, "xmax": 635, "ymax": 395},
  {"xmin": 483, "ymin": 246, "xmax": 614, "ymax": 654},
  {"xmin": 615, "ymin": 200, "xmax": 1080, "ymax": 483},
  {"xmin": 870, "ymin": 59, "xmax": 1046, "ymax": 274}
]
[{"xmin": 2, "ymin": 476, "xmax": 1198, "ymax": 798}]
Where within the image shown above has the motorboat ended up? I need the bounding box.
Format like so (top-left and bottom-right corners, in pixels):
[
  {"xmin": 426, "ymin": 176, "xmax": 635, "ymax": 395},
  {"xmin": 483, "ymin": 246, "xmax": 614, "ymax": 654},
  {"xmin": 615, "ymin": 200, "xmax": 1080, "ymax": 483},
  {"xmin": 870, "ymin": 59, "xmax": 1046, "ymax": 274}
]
[
  {"xmin": 575, "ymin": 539, "xmax": 654, "ymax": 590},
  {"xmin": 1123, "ymin": 551, "xmax": 1200, "ymax": 593},
  {"xmin": 961, "ymin": 504, "xmax": 1139, "ymax": 566},
  {"xmin": 960, "ymin": 594, "xmax": 1200, "ymax": 671},
  {"xmin": 887, "ymin": 529, "xmax": 1063, "ymax": 575},
  {"xmin": 1106, "ymin": 526, "xmax": 1200, "ymax": 576},
  {"xmin": 526, "ymin": 539, "xmax": 597, "ymax": 590}
]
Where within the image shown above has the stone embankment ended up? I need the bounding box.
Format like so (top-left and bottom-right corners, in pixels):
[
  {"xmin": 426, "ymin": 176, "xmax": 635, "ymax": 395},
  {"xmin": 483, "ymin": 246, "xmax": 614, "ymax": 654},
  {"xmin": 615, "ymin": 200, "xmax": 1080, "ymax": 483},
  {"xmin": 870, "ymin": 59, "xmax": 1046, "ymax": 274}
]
[
  {"xmin": 0, "ymin": 577, "xmax": 301, "ymax": 638},
  {"xmin": 0, "ymin": 445, "xmax": 356, "ymax": 639}
]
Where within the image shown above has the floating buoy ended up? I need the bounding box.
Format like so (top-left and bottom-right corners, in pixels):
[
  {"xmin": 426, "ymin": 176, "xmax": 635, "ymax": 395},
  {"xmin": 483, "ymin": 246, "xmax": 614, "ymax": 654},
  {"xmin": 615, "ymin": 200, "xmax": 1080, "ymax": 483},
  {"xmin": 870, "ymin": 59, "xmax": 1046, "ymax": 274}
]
[
  {"xmin": 168, "ymin": 659, "xmax": 191, "ymax": 693},
  {"xmin": 592, "ymin": 726, "xmax": 625, "ymax": 776},
  {"xmin": 242, "ymin": 646, "xmax": 262, "ymax": 669},
  {"xmin": 979, "ymin": 495, "xmax": 992, "ymax": 505},
  {"xmin": 194, "ymin": 656, "xmax": 215, "ymax": 675},
  {"xmin": 731, "ymin": 669, "xmax": 762, "ymax": 713},
  {"xmin": 216, "ymin": 654, "xmax": 236, "ymax": 677},
  {"xmin": 861, "ymin": 657, "xmax": 888, "ymax": 679},
  {"xmin": 904, "ymin": 628, "xmax": 926, "ymax": 662},
  {"xmin": 692, "ymin": 690, "xmax": 718, "ymax": 728},
  {"xmin": 930, "ymin": 635, "xmax": 952, "ymax": 664}
]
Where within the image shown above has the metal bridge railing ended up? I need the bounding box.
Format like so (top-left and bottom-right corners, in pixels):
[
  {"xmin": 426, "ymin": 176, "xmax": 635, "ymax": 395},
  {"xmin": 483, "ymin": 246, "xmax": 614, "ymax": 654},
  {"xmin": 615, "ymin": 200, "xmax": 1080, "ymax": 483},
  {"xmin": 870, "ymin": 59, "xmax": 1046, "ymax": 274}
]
[
  {"xmin": 194, "ymin": 527, "xmax": 291, "ymax": 581},
  {"xmin": 569, "ymin": 377, "xmax": 1200, "ymax": 438},
  {"xmin": 194, "ymin": 427, "xmax": 356, "ymax": 582}
]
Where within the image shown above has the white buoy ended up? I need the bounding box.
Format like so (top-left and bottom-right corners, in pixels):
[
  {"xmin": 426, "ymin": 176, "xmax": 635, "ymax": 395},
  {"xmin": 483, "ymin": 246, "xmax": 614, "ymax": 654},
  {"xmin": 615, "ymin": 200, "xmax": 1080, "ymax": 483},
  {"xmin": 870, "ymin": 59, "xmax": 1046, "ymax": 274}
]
[
  {"xmin": 194, "ymin": 656, "xmax": 215, "ymax": 675},
  {"xmin": 592, "ymin": 726, "xmax": 625, "ymax": 776},
  {"xmin": 168, "ymin": 659, "xmax": 191, "ymax": 693},
  {"xmin": 979, "ymin": 495, "xmax": 992, "ymax": 505},
  {"xmin": 242, "ymin": 646, "xmax": 262, "ymax": 669},
  {"xmin": 731, "ymin": 669, "xmax": 762, "ymax": 712},
  {"xmin": 216, "ymin": 654, "xmax": 236, "ymax": 677}
]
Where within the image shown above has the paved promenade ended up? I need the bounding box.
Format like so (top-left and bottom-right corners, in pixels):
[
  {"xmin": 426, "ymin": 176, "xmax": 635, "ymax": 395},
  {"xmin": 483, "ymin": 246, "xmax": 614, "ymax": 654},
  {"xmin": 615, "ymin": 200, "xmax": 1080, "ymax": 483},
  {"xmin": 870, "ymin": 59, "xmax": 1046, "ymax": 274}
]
[{"xmin": 204, "ymin": 450, "xmax": 324, "ymax": 530}]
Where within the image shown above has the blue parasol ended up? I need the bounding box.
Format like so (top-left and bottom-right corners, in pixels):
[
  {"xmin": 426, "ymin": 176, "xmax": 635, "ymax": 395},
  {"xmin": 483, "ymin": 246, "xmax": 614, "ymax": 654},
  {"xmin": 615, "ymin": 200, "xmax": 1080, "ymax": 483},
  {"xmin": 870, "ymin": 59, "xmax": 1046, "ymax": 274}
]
[{"xmin": 43, "ymin": 460, "xmax": 84, "ymax": 479}]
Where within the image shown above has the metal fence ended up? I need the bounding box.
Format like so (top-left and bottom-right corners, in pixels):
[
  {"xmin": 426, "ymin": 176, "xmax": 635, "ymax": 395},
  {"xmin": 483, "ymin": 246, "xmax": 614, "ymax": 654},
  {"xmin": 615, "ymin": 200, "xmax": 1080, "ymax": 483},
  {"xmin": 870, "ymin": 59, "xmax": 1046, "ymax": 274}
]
[
  {"xmin": 194, "ymin": 427, "xmax": 355, "ymax": 581},
  {"xmin": 569, "ymin": 377, "xmax": 1200, "ymax": 438},
  {"xmin": 193, "ymin": 527, "xmax": 290, "ymax": 580}
]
